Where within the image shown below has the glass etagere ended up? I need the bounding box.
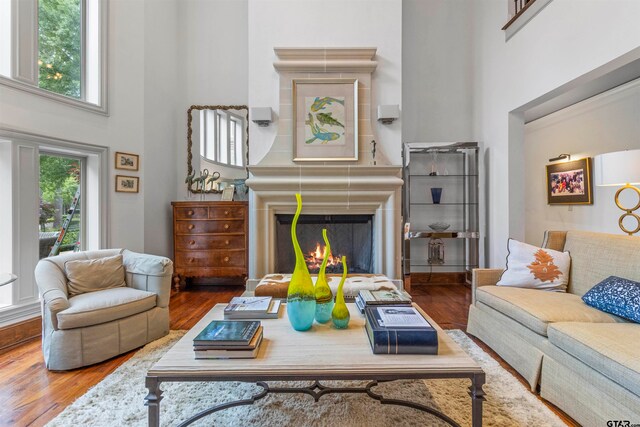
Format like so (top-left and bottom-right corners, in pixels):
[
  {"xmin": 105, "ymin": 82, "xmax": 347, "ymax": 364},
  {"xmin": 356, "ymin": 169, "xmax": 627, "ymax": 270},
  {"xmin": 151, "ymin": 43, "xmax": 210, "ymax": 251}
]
[{"xmin": 402, "ymin": 142, "xmax": 480, "ymax": 284}]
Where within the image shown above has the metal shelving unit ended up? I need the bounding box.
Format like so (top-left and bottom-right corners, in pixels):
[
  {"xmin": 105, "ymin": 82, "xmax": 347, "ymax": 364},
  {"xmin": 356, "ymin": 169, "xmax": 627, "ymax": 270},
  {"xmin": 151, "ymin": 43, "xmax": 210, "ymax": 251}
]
[{"xmin": 402, "ymin": 142, "xmax": 480, "ymax": 284}]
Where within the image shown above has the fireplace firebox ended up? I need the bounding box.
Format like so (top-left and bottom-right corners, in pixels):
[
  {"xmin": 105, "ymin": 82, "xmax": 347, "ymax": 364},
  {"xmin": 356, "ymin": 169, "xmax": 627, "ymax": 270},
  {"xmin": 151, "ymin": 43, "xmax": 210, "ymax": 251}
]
[{"xmin": 275, "ymin": 214, "xmax": 374, "ymax": 274}]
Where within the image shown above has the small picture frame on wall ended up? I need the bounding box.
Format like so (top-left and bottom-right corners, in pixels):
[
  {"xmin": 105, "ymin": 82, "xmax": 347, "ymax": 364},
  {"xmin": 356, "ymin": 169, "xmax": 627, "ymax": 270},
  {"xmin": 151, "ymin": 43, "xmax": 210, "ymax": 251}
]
[
  {"xmin": 546, "ymin": 158, "xmax": 593, "ymax": 205},
  {"xmin": 221, "ymin": 185, "xmax": 235, "ymax": 201},
  {"xmin": 115, "ymin": 175, "xmax": 139, "ymax": 193},
  {"xmin": 115, "ymin": 152, "xmax": 139, "ymax": 171}
]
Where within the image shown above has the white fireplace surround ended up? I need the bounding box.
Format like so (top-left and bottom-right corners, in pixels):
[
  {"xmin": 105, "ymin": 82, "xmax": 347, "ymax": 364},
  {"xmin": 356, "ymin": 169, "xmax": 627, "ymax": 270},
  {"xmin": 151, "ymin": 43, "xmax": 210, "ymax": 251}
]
[
  {"xmin": 246, "ymin": 165, "xmax": 403, "ymax": 280},
  {"xmin": 246, "ymin": 47, "xmax": 403, "ymax": 281}
]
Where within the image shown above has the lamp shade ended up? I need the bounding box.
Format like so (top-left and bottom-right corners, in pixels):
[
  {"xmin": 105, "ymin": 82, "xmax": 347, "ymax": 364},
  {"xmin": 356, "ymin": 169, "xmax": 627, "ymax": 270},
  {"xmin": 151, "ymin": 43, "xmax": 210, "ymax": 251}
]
[{"xmin": 594, "ymin": 149, "xmax": 640, "ymax": 186}]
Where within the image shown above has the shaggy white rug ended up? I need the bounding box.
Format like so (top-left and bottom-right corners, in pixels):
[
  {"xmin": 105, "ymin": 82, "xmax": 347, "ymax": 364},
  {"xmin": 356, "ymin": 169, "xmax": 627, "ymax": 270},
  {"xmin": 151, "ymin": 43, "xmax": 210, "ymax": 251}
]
[{"xmin": 46, "ymin": 330, "xmax": 566, "ymax": 427}]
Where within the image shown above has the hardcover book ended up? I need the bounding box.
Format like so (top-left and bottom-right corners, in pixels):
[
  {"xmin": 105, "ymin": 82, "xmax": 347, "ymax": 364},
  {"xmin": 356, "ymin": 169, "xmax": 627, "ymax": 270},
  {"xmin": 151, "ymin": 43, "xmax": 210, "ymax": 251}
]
[
  {"xmin": 194, "ymin": 332, "xmax": 264, "ymax": 359},
  {"xmin": 194, "ymin": 327, "xmax": 263, "ymax": 351},
  {"xmin": 358, "ymin": 289, "xmax": 412, "ymax": 305},
  {"xmin": 193, "ymin": 320, "xmax": 260, "ymax": 346},
  {"xmin": 364, "ymin": 306, "xmax": 438, "ymax": 355},
  {"xmin": 224, "ymin": 296, "xmax": 272, "ymax": 313},
  {"xmin": 224, "ymin": 299, "xmax": 282, "ymax": 319}
]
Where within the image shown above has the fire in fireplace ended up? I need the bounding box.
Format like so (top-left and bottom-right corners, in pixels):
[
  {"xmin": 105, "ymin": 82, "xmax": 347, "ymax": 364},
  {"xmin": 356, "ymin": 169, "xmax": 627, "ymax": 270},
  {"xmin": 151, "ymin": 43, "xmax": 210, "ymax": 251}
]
[{"xmin": 275, "ymin": 214, "xmax": 374, "ymax": 274}]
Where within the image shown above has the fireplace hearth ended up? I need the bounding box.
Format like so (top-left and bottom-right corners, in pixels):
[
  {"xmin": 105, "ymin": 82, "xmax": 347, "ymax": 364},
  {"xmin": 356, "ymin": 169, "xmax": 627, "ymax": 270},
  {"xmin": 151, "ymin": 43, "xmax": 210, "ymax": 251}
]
[{"xmin": 275, "ymin": 214, "xmax": 374, "ymax": 274}]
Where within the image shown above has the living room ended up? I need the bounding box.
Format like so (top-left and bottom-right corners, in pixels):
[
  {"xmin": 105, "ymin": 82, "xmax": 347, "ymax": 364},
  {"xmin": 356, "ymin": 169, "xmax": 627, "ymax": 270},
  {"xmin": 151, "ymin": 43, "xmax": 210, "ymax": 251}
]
[{"xmin": 1, "ymin": 0, "xmax": 639, "ymax": 426}]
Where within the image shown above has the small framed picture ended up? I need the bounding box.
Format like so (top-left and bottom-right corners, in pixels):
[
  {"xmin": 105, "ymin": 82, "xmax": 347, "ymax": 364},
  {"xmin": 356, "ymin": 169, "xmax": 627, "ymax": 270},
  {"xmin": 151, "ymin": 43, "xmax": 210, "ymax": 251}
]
[
  {"xmin": 115, "ymin": 152, "xmax": 139, "ymax": 171},
  {"xmin": 221, "ymin": 185, "xmax": 235, "ymax": 201},
  {"xmin": 115, "ymin": 175, "xmax": 139, "ymax": 193},
  {"xmin": 546, "ymin": 158, "xmax": 593, "ymax": 205}
]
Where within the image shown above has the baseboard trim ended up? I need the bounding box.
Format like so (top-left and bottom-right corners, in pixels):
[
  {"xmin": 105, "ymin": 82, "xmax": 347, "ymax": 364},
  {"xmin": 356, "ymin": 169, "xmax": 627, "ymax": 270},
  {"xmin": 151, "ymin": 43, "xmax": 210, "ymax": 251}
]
[{"xmin": 0, "ymin": 316, "xmax": 41, "ymax": 353}]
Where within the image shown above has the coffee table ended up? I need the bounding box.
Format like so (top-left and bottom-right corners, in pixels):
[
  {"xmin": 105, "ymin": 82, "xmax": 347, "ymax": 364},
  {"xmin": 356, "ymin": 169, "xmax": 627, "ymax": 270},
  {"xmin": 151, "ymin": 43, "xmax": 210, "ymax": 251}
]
[{"xmin": 145, "ymin": 303, "xmax": 485, "ymax": 427}]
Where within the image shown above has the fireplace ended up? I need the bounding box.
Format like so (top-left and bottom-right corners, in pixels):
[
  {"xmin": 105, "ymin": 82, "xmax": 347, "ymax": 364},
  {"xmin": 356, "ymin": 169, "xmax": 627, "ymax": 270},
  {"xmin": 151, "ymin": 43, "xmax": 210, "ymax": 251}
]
[{"xmin": 275, "ymin": 214, "xmax": 374, "ymax": 274}]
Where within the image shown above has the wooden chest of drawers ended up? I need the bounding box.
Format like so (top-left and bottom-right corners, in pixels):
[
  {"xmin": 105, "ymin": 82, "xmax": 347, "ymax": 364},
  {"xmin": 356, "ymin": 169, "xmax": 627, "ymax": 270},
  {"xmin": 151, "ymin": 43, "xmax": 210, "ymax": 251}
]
[{"xmin": 171, "ymin": 201, "xmax": 248, "ymax": 290}]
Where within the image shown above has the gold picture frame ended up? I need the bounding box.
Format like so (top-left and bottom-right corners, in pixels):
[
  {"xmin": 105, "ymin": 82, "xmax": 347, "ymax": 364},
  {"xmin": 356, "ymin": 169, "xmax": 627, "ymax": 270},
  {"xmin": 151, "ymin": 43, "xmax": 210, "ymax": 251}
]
[
  {"xmin": 292, "ymin": 78, "xmax": 358, "ymax": 162},
  {"xmin": 546, "ymin": 158, "xmax": 593, "ymax": 205},
  {"xmin": 115, "ymin": 175, "xmax": 139, "ymax": 193},
  {"xmin": 115, "ymin": 152, "xmax": 139, "ymax": 171}
]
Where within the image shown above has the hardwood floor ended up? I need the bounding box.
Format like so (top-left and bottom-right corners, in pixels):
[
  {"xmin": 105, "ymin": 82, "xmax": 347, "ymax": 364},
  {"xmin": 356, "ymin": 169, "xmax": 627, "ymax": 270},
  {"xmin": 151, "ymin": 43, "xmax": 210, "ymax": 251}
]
[{"xmin": 0, "ymin": 284, "xmax": 578, "ymax": 427}]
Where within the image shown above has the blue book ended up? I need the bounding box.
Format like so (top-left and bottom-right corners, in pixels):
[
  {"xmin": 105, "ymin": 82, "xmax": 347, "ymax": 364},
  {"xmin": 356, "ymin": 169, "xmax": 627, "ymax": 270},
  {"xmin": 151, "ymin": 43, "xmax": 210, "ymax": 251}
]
[
  {"xmin": 193, "ymin": 320, "xmax": 260, "ymax": 346},
  {"xmin": 364, "ymin": 306, "xmax": 438, "ymax": 355}
]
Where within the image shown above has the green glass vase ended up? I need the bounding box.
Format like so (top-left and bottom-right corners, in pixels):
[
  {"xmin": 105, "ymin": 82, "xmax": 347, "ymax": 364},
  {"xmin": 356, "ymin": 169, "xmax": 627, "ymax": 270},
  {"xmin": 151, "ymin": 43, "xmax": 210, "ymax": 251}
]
[
  {"xmin": 331, "ymin": 256, "xmax": 350, "ymax": 329},
  {"xmin": 314, "ymin": 229, "xmax": 334, "ymax": 323},
  {"xmin": 286, "ymin": 193, "xmax": 316, "ymax": 331}
]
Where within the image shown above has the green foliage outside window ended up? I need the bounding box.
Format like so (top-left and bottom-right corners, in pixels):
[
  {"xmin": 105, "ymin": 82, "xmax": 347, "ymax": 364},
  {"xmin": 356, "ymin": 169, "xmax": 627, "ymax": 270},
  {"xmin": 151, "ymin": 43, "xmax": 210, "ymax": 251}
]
[{"xmin": 38, "ymin": 0, "xmax": 82, "ymax": 99}]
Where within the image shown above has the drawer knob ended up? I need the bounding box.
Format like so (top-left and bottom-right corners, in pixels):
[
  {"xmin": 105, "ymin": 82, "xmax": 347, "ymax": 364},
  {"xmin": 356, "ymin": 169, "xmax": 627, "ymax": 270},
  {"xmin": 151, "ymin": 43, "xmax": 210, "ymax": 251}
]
[
  {"xmin": 189, "ymin": 240, "xmax": 195, "ymax": 245},
  {"xmin": 187, "ymin": 210, "xmax": 194, "ymax": 216},
  {"xmin": 224, "ymin": 224, "xmax": 230, "ymax": 230},
  {"xmin": 224, "ymin": 210, "xmax": 230, "ymax": 215},
  {"xmin": 188, "ymin": 258, "xmax": 194, "ymax": 263},
  {"xmin": 225, "ymin": 240, "xmax": 230, "ymax": 245},
  {"xmin": 224, "ymin": 256, "xmax": 230, "ymax": 262},
  {"xmin": 188, "ymin": 224, "xmax": 194, "ymax": 230}
]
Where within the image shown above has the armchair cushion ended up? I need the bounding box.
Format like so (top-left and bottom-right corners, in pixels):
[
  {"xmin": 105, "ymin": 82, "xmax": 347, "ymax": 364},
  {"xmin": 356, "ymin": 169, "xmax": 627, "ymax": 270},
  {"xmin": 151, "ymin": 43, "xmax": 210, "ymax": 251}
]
[
  {"xmin": 57, "ymin": 287, "xmax": 156, "ymax": 330},
  {"xmin": 65, "ymin": 254, "xmax": 126, "ymax": 297}
]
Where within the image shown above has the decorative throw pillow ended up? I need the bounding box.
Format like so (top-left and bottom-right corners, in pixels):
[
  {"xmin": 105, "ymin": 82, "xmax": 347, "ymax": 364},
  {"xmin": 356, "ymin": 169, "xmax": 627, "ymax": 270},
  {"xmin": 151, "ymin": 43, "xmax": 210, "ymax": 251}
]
[
  {"xmin": 496, "ymin": 239, "xmax": 571, "ymax": 291},
  {"xmin": 582, "ymin": 276, "xmax": 640, "ymax": 323},
  {"xmin": 65, "ymin": 254, "xmax": 127, "ymax": 297}
]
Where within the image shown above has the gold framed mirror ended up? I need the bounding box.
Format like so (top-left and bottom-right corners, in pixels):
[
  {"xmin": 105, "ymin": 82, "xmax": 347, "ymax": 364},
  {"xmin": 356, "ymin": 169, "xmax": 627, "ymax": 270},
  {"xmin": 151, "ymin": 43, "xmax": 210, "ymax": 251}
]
[{"xmin": 186, "ymin": 105, "xmax": 249, "ymax": 193}]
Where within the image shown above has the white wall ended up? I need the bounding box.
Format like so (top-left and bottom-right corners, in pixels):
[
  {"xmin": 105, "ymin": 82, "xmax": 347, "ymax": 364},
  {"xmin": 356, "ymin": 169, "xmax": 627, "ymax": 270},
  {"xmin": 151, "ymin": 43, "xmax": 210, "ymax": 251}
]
[
  {"xmin": 402, "ymin": 0, "xmax": 474, "ymax": 143},
  {"xmin": 524, "ymin": 78, "xmax": 640, "ymax": 244},
  {"xmin": 175, "ymin": 0, "xmax": 248, "ymax": 200},
  {"xmin": 474, "ymin": 0, "xmax": 640, "ymax": 265},
  {"xmin": 248, "ymin": 0, "xmax": 402, "ymax": 165},
  {"xmin": 144, "ymin": 0, "xmax": 179, "ymax": 256}
]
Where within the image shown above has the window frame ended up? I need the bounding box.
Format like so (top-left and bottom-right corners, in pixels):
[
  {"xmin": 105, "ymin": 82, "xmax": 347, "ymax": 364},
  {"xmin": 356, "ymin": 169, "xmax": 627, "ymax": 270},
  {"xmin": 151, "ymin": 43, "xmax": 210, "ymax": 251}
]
[
  {"xmin": 200, "ymin": 109, "xmax": 246, "ymax": 169},
  {"xmin": 0, "ymin": 0, "xmax": 109, "ymax": 115}
]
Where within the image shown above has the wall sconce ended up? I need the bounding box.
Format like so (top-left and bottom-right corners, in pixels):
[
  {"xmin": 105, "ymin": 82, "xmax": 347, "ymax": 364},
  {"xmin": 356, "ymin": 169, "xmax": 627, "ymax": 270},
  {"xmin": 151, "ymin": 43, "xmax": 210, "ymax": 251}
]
[
  {"xmin": 250, "ymin": 107, "xmax": 273, "ymax": 127},
  {"xmin": 594, "ymin": 149, "xmax": 640, "ymax": 236},
  {"xmin": 548, "ymin": 153, "xmax": 571, "ymax": 162},
  {"xmin": 377, "ymin": 104, "xmax": 399, "ymax": 125}
]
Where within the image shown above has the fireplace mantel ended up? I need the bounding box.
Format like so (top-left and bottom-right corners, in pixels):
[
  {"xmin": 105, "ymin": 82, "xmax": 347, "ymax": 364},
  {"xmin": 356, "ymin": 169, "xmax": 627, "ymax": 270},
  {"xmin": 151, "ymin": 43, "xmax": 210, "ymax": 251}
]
[{"xmin": 247, "ymin": 165, "xmax": 403, "ymax": 280}]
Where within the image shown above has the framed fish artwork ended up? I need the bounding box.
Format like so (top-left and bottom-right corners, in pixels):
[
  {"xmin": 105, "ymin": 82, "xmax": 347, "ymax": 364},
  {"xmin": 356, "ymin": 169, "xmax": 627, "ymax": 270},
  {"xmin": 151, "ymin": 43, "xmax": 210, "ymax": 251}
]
[{"xmin": 292, "ymin": 78, "xmax": 358, "ymax": 162}]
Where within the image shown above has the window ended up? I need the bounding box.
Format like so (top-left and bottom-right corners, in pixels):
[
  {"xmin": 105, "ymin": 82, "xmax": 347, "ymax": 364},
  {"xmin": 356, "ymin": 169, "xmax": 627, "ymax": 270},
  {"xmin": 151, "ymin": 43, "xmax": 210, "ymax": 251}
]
[
  {"xmin": 200, "ymin": 109, "xmax": 246, "ymax": 168},
  {"xmin": 39, "ymin": 153, "xmax": 84, "ymax": 259},
  {"xmin": 0, "ymin": 0, "xmax": 107, "ymax": 112}
]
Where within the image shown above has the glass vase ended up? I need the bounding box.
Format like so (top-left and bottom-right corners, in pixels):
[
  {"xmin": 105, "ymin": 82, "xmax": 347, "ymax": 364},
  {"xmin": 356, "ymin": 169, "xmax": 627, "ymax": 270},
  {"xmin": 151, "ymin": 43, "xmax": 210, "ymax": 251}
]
[
  {"xmin": 331, "ymin": 256, "xmax": 350, "ymax": 329},
  {"xmin": 314, "ymin": 229, "xmax": 334, "ymax": 323},
  {"xmin": 286, "ymin": 193, "xmax": 316, "ymax": 331}
]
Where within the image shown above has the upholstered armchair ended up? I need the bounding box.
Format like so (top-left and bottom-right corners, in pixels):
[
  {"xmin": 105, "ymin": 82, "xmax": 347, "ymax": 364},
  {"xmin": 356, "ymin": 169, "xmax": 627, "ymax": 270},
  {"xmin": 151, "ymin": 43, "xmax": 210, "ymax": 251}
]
[{"xmin": 35, "ymin": 249, "xmax": 173, "ymax": 370}]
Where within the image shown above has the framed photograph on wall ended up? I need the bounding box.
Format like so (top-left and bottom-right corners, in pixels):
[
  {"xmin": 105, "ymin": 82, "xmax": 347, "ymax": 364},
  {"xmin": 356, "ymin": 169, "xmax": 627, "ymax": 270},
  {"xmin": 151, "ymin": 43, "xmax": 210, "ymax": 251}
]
[
  {"xmin": 546, "ymin": 158, "xmax": 593, "ymax": 205},
  {"xmin": 292, "ymin": 78, "xmax": 358, "ymax": 162},
  {"xmin": 115, "ymin": 152, "xmax": 139, "ymax": 171},
  {"xmin": 115, "ymin": 175, "xmax": 139, "ymax": 193}
]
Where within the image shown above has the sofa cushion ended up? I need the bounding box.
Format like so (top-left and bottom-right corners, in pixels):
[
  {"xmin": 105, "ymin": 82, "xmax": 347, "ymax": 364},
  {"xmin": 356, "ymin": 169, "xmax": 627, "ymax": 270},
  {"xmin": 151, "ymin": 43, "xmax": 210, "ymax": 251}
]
[
  {"xmin": 582, "ymin": 276, "xmax": 640, "ymax": 323},
  {"xmin": 65, "ymin": 254, "xmax": 126, "ymax": 297},
  {"xmin": 548, "ymin": 322, "xmax": 640, "ymax": 396},
  {"xmin": 57, "ymin": 287, "xmax": 156, "ymax": 330},
  {"xmin": 496, "ymin": 239, "xmax": 571, "ymax": 291},
  {"xmin": 476, "ymin": 286, "xmax": 620, "ymax": 336},
  {"xmin": 563, "ymin": 231, "xmax": 640, "ymax": 296}
]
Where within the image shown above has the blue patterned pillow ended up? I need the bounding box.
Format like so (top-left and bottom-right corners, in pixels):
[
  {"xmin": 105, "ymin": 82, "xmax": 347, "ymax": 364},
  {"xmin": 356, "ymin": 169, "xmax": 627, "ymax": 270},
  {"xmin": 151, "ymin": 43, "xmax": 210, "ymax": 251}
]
[{"xmin": 582, "ymin": 276, "xmax": 640, "ymax": 323}]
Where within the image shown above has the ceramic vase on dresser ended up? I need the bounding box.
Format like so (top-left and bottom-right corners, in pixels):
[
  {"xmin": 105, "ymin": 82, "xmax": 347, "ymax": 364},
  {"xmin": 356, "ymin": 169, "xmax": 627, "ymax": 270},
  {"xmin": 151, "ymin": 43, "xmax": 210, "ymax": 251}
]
[{"xmin": 286, "ymin": 193, "xmax": 316, "ymax": 331}]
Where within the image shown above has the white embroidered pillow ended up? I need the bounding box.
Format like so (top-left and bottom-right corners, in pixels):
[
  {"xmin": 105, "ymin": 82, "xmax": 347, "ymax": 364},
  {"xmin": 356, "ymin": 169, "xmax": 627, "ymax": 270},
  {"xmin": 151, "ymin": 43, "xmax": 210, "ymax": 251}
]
[{"xmin": 496, "ymin": 239, "xmax": 571, "ymax": 292}]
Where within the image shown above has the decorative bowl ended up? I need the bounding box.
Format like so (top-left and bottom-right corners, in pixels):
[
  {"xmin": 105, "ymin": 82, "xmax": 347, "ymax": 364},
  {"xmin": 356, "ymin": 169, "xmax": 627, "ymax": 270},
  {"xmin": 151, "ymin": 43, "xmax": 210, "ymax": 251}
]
[{"xmin": 428, "ymin": 222, "xmax": 450, "ymax": 232}]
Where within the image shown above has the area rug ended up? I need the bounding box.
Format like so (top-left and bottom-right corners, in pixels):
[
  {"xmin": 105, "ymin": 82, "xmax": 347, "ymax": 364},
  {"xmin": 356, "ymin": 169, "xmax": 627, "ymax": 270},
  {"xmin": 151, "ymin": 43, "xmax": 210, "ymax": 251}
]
[{"xmin": 46, "ymin": 330, "xmax": 565, "ymax": 427}]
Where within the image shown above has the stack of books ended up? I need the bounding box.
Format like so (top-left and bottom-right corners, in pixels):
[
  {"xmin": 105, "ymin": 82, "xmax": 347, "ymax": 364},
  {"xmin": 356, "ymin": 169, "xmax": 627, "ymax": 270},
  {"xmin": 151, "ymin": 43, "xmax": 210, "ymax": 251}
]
[
  {"xmin": 224, "ymin": 296, "xmax": 282, "ymax": 319},
  {"xmin": 193, "ymin": 320, "xmax": 263, "ymax": 359},
  {"xmin": 364, "ymin": 305, "xmax": 438, "ymax": 355},
  {"xmin": 355, "ymin": 289, "xmax": 412, "ymax": 313}
]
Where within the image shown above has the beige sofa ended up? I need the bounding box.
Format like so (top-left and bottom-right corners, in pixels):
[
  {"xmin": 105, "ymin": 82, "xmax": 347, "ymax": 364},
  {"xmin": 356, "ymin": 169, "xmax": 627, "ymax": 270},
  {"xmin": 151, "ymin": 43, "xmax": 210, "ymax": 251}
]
[
  {"xmin": 467, "ymin": 230, "xmax": 640, "ymax": 426},
  {"xmin": 35, "ymin": 249, "xmax": 173, "ymax": 370}
]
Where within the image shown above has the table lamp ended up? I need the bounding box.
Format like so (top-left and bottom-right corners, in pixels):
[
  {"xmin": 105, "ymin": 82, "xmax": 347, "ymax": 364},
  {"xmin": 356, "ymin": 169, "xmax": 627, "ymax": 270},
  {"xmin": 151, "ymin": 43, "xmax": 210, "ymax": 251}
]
[{"xmin": 594, "ymin": 149, "xmax": 640, "ymax": 235}]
